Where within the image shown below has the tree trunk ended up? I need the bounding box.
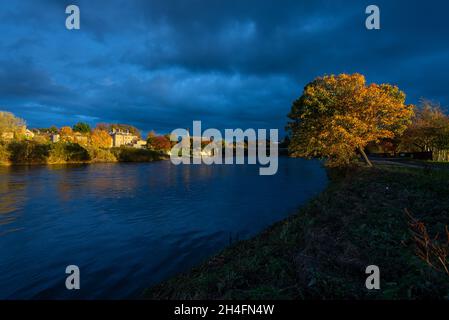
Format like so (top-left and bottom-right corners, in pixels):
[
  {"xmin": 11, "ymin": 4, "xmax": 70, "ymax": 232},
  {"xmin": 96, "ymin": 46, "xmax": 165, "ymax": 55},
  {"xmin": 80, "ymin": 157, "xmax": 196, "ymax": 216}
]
[{"xmin": 359, "ymin": 147, "xmax": 373, "ymax": 167}]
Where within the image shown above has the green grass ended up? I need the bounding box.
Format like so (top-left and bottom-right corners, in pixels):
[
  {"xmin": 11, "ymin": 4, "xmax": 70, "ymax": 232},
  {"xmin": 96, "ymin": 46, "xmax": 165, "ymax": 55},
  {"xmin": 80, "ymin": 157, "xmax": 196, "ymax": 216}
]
[
  {"xmin": 144, "ymin": 165, "xmax": 449, "ymax": 299},
  {"xmin": 426, "ymin": 161, "xmax": 449, "ymax": 168}
]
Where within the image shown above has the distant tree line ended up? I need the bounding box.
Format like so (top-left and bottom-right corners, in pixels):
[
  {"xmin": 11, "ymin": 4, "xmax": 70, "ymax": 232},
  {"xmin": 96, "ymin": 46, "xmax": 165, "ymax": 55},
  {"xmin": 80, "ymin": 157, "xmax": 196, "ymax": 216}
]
[{"xmin": 0, "ymin": 112, "xmax": 165, "ymax": 165}]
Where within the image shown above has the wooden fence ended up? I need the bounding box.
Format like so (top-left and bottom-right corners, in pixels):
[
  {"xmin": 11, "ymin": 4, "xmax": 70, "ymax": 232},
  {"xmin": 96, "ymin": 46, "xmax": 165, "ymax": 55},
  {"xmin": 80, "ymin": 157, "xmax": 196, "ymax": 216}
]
[{"xmin": 433, "ymin": 149, "xmax": 449, "ymax": 162}]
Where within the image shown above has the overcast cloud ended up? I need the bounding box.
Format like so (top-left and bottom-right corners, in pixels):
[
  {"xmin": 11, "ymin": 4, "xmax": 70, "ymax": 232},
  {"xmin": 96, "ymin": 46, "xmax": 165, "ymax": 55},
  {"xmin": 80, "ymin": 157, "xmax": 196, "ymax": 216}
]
[{"xmin": 0, "ymin": 0, "xmax": 448, "ymax": 134}]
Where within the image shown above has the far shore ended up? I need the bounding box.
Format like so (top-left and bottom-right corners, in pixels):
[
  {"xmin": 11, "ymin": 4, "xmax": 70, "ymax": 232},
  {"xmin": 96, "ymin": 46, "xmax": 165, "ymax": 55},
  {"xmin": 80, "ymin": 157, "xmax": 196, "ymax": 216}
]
[{"xmin": 0, "ymin": 156, "xmax": 169, "ymax": 167}]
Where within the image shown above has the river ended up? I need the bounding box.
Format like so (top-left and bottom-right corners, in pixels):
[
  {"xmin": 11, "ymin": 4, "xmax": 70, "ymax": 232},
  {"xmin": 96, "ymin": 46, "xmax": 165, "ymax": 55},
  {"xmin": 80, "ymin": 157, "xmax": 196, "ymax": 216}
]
[{"xmin": 0, "ymin": 157, "xmax": 327, "ymax": 299}]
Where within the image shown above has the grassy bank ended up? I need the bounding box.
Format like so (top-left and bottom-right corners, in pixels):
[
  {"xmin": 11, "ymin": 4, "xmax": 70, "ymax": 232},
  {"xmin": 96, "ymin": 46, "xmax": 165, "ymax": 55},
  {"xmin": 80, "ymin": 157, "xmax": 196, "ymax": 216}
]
[
  {"xmin": 145, "ymin": 165, "xmax": 449, "ymax": 299},
  {"xmin": 0, "ymin": 140, "xmax": 167, "ymax": 165}
]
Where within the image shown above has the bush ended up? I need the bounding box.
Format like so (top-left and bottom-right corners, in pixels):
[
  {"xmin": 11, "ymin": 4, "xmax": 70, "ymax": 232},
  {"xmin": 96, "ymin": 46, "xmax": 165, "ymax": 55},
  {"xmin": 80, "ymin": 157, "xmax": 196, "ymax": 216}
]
[
  {"xmin": 0, "ymin": 140, "xmax": 10, "ymax": 164},
  {"xmin": 48, "ymin": 142, "xmax": 89, "ymax": 163},
  {"xmin": 111, "ymin": 147, "xmax": 161, "ymax": 162},
  {"xmin": 32, "ymin": 135, "xmax": 50, "ymax": 144},
  {"xmin": 86, "ymin": 146, "xmax": 117, "ymax": 163},
  {"xmin": 7, "ymin": 140, "xmax": 50, "ymax": 164},
  {"xmin": 0, "ymin": 141, "xmax": 163, "ymax": 165}
]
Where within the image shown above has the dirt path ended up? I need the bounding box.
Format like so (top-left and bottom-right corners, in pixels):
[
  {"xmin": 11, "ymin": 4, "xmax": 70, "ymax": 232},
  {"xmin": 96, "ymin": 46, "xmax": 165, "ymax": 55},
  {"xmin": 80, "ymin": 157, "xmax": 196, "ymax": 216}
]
[{"xmin": 371, "ymin": 159, "xmax": 445, "ymax": 170}]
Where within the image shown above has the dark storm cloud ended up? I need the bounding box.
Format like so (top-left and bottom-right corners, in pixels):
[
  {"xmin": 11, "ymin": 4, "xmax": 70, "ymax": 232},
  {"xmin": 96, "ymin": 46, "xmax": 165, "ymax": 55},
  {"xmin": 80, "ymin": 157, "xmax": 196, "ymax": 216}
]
[
  {"xmin": 0, "ymin": 0, "xmax": 448, "ymax": 133},
  {"xmin": 0, "ymin": 59, "xmax": 67, "ymax": 98},
  {"xmin": 122, "ymin": 0, "xmax": 361, "ymax": 75}
]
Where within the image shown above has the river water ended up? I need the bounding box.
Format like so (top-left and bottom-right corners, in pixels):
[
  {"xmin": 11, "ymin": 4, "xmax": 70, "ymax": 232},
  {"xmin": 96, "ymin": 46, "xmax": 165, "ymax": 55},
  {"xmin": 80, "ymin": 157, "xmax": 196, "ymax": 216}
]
[{"xmin": 0, "ymin": 157, "xmax": 327, "ymax": 299}]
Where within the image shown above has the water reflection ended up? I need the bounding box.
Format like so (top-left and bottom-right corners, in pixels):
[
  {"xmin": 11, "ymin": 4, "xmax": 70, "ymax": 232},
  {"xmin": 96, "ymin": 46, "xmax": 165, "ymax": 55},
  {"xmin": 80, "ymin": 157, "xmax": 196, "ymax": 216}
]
[
  {"xmin": 0, "ymin": 167, "xmax": 27, "ymax": 234},
  {"xmin": 0, "ymin": 158, "xmax": 327, "ymax": 299}
]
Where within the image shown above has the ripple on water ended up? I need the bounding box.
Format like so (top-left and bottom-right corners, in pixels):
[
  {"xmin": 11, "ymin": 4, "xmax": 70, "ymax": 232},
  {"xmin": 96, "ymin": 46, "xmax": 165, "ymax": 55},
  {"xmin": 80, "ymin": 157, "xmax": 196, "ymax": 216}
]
[{"xmin": 0, "ymin": 158, "xmax": 327, "ymax": 298}]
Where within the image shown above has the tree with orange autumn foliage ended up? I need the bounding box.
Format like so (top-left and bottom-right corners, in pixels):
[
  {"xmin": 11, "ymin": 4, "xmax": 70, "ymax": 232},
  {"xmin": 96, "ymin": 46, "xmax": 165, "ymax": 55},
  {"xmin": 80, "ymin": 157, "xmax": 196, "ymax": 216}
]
[
  {"xmin": 59, "ymin": 126, "xmax": 73, "ymax": 136},
  {"xmin": 146, "ymin": 130, "xmax": 156, "ymax": 146},
  {"xmin": 148, "ymin": 135, "xmax": 171, "ymax": 152},
  {"xmin": 0, "ymin": 111, "xmax": 26, "ymax": 139},
  {"xmin": 287, "ymin": 74, "xmax": 414, "ymax": 167},
  {"xmin": 400, "ymin": 100, "xmax": 449, "ymax": 152},
  {"xmin": 91, "ymin": 128, "xmax": 112, "ymax": 148},
  {"xmin": 59, "ymin": 126, "xmax": 74, "ymax": 142}
]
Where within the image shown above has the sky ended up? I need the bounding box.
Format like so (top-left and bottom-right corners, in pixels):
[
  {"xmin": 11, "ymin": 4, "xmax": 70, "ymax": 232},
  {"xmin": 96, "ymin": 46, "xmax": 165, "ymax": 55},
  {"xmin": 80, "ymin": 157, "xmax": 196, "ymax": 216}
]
[{"xmin": 0, "ymin": 0, "xmax": 448, "ymax": 136}]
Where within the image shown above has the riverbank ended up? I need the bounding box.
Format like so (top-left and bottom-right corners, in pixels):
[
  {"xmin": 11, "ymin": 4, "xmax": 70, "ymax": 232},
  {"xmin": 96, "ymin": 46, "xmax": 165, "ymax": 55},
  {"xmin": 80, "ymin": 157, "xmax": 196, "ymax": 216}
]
[
  {"xmin": 0, "ymin": 140, "xmax": 168, "ymax": 165},
  {"xmin": 145, "ymin": 165, "xmax": 449, "ymax": 299}
]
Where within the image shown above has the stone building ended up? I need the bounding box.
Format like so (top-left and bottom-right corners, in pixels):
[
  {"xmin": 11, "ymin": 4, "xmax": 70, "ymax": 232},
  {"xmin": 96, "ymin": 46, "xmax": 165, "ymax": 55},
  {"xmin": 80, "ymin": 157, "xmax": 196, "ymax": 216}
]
[
  {"xmin": 73, "ymin": 133, "xmax": 88, "ymax": 145},
  {"xmin": 0, "ymin": 126, "xmax": 34, "ymax": 140},
  {"xmin": 109, "ymin": 128, "xmax": 138, "ymax": 147},
  {"xmin": 133, "ymin": 140, "xmax": 147, "ymax": 149}
]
